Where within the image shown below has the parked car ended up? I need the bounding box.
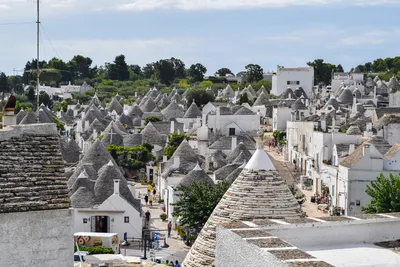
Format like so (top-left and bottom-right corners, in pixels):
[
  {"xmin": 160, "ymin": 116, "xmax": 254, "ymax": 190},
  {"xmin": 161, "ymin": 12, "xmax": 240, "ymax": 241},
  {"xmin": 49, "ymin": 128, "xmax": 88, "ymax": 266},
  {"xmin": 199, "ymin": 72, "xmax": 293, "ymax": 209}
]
[{"xmin": 74, "ymin": 251, "xmax": 90, "ymax": 265}]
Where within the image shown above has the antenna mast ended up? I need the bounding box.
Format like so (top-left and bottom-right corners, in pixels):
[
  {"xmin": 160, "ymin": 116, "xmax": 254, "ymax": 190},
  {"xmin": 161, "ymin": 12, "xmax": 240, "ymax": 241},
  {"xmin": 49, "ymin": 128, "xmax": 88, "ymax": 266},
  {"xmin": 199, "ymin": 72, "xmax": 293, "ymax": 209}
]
[{"xmin": 36, "ymin": 0, "xmax": 40, "ymax": 118}]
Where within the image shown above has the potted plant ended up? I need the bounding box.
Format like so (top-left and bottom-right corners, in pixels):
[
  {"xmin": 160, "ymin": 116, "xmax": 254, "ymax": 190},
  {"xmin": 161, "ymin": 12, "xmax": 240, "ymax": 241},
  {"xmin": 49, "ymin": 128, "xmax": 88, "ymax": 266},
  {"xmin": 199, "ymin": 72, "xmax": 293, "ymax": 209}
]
[
  {"xmin": 140, "ymin": 178, "xmax": 146, "ymax": 185},
  {"xmin": 160, "ymin": 213, "xmax": 167, "ymax": 221}
]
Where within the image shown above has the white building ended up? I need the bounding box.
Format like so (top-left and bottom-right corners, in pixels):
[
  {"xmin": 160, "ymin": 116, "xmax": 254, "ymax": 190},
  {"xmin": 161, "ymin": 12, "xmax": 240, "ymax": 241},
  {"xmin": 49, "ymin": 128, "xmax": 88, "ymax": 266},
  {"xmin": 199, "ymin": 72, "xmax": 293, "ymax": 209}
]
[
  {"xmin": 335, "ymin": 138, "xmax": 399, "ymax": 216},
  {"xmin": 271, "ymin": 66, "xmax": 314, "ymax": 97},
  {"xmin": 207, "ymin": 106, "xmax": 261, "ymax": 137},
  {"xmin": 331, "ymin": 70, "xmax": 364, "ymax": 93}
]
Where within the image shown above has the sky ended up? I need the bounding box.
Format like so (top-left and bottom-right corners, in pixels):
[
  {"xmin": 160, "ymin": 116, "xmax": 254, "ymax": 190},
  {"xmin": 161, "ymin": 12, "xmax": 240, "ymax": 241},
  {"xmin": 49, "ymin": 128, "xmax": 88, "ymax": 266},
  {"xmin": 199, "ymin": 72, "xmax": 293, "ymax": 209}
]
[{"xmin": 0, "ymin": 0, "xmax": 398, "ymax": 76}]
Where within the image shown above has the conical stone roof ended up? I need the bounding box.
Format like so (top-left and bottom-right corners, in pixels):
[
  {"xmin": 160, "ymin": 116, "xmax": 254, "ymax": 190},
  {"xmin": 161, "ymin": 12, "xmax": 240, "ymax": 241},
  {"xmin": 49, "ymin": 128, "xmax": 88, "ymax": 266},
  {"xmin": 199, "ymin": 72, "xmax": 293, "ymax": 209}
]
[
  {"xmin": 70, "ymin": 170, "xmax": 94, "ymax": 195},
  {"xmin": 16, "ymin": 110, "xmax": 26, "ymax": 124},
  {"xmin": 256, "ymin": 85, "xmax": 268, "ymax": 96},
  {"xmin": 183, "ymin": 148, "xmax": 302, "ymax": 267},
  {"xmin": 183, "ymin": 102, "xmax": 202, "ymax": 118},
  {"xmin": 38, "ymin": 109, "xmax": 53, "ymax": 123},
  {"xmin": 79, "ymin": 139, "xmax": 116, "ymax": 172},
  {"xmin": 107, "ymin": 97, "xmax": 123, "ymax": 115},
  {"xmin": 179, "ymin": 163, "xmax": 214, "ymax": 187},
  {"xmin": 94, "ymin": 161, "xmax": 140, "ymax": 211},
  {"xmin": 247, "ymin": 85, "xmax": 257, "ymax": 97},
  {"xmin": 253, "ymin": 91, "xmax": 270, "ymax": 106},
  {"xmin": 141, "ymin": 122, "xmax": 167, "ymax": 147},
  {"xmin": 291, "ymin": 98, "xmax": 307, "ymax": 110},
  {"xmin": 118, "ymin": 113, "xmax": 133, "ymax": 129},
  {"xmin": 140, "ymin": 98, "xmax": 157, "ymax": 113},
  {"xmin": 226, "ymin": 142, "xmax": 252, "ymax": 163},
  {"xmin": 158, "ymin": 95, "xmax": 171, "ymax": 108},
  {"xmin": 71, "ymin": 186, "xmax": 95, "ymax": 208},
  {"xmin": 161, "ymin": 101, "xmax": 184, "ymax": 120},
  {"xmin": 128, "ymin": 104, "xmax": 144, "ymax": 118},
  {"xmin": 346, "ymin": 125, "xmax": 362, "ymax": 135},
  {"xmin": 101, "ymin": 121, "xmax": 126, "ymax": 147},
  {"xmin": 19, "ymin": 109, "xmax": 37, "ymax": 124},
  {"xmin": 232, "ymin": 151, "xmax": 251, "ymax": 165},
  {"xmin": 339, "ymin": 88, "xmax": 354, "ymax": 104},
  {"xmin": 67, "ymin": 163, "xmax": 98, "ymax": 189}
]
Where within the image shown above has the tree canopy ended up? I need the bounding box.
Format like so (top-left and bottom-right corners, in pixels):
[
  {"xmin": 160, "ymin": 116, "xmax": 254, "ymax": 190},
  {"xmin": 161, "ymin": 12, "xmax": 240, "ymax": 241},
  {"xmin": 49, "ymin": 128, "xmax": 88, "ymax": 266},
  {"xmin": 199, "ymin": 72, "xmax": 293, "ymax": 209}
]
[
  {"xmin": 186, "ymin": 88, "xmax": 215, "ymax": 107},
  {"xmin": 164, "ymin": 132, "xmax": 190, "ymax": 159},
  {"xmin": 362, "ymin": 173, "xmax": 400, "ymax": 214},
  {"xmin": 172, "ymin": 181, "xmax": 230, "ymax": 231},
  {"xmin": 188, "ymin": 63, "xmax": 207, "ymax": 83},
  {"xmin": 215, "ymin": 68, "xmax": 233, "ymax": 77},
  {"xmin": 307, "ymin": 59, "xmax": 342, "ymax": 85},
  {"xmin": 245, "ymin": 64, "xmax": 264, "ymax": 83}
]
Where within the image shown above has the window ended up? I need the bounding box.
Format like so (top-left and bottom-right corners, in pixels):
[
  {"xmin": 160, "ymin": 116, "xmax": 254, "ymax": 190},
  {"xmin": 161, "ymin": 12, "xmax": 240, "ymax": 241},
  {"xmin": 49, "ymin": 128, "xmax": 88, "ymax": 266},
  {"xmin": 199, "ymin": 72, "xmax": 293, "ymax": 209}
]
[
  {"xmin": 124, "ymin": 216, "xmax": 129, "ymax": 223},
  {"xmin": 356, "ymin": 200, "xmax": 360, "ymax": 206},
  {"xmin": 209, "ymin": 162, "xmax": 214, "ymax": 169},
  {"xmin": 229, "ymin": 128, "xmax": 236, "ymax": 136},
  {"xmin": 287, "ymin": 81, "xmax": 300, "ymax": 85},
  {"xmin": 83, "ymin": 218, "xmax": 88, "ymax": 224},
  {"xmin": 210, "ymin": 128, "xmax": 214, "ymax": 133}
]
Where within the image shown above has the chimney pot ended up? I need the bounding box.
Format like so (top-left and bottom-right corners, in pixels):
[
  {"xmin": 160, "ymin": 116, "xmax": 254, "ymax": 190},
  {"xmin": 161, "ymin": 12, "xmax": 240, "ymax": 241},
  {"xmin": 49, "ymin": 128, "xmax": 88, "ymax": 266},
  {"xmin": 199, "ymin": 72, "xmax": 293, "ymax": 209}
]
[{"xmin": 113, "ymin": 179, "xmax": 120, "ymax": 195}]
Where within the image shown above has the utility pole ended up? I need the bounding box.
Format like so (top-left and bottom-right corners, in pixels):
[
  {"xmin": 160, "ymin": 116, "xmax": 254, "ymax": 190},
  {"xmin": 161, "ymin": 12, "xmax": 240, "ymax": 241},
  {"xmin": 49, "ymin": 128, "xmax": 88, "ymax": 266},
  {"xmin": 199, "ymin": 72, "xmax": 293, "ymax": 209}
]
[{"xmin": 36, "ymin": 0, "xmax": 40, "ymax": 118}]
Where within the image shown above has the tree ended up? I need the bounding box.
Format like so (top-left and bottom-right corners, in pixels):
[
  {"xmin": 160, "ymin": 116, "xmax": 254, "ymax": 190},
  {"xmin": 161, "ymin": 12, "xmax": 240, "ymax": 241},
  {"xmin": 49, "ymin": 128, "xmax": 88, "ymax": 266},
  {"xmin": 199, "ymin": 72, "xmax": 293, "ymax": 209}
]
[
  {"xmin": 237, "ymin": 93, "xmax": 252, "ymax": 105},
  {"xmin": 39, "ymin": 91, "xmax": 53, "ymax": 109},
  {"xmin": 362, "ymin": 173, "xmax": 400, "ymax": 214},
  {"xmin": 0, "ymin": 72, "xmax": 8, "ymax": 100},
  {"xmin": 335, "ymin": 64, "xmax": 344, "ymax": 73},
  {"xmin": 67, "ymin": 55, "xmax": 93, "ymax": 80},
  {"xmin": 108, "ymin": 55, "xmax": 130, "ymax": 81},
  {"xmin": 252, "ymin": 80, "xmax": 272, "ymax": 93},
  {"xmin": 106, "ymin": 144, "xmax": 155, "ymax": 171},
  {"xmin": 307, "ymin": 59, "xmax": 338, "ymax": 85},
  {"xmin": 164, "ymin": 132, "xmax": 190, "ymax": 159},
  {"xmin": 186, "ymin": 88, "xmax": 215, "ymax": 107},
  {"xmin": 170, "ymin": 57, "xmax": 186, "ymax": 79},
  {"xmin": 142, "ymin": 63, "xmax": 155, "ymax": 79},
  {"xmin": 25, "ymin": 86, "xmax": 35, "ymax": 102},
  {"xmin": 172, "ymin": 181, "xmax": 230, "ymax": 232},
  {"xmin": 245, "ymin": 64, "xmax": 264, "ymax": 83},
  {"xmin": 372, "ymin": 58, "xmax": 387, "ymax": 73},
  {"xmin": 215, "ymin": 68, "xmax": 233, "ymax": 77},
  {"xmin": 154, "ymin": 59, "xmax": 175, "ymax": 85},
  {"xmin": 129, "ymin": 65, "xmax": 142, "ymax": 76},
  {"xmin": 48, "ymin": 57, "xmax": 71, "ymax": 82},
  {"xmin": 8, "ymin": 75, "xmax": 24, "ymax": 94},
  {"xmin": 188, "ymin": 63, "xmax": 207, "ymax": 82},
  {"xmin": 144, "ymin": 116, "xmax": 162, "ymax": 125}
]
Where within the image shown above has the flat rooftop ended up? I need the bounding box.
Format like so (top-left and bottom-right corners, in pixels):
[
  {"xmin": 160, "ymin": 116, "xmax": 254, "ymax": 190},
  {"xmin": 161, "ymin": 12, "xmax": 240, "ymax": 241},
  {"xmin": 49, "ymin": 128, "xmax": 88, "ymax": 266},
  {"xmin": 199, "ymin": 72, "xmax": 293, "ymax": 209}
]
[{"xmin": 217, "ymin": 213, "xmax": 400, "ymax": 267}]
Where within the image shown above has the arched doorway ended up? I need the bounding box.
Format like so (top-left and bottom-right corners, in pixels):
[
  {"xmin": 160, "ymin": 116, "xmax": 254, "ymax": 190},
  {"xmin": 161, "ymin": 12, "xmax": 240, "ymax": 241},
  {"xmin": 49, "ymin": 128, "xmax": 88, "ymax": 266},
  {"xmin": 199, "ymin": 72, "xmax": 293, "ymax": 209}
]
[{"xmin": 91, "ymin": 216, "xmax": 110, "ymax": 233}]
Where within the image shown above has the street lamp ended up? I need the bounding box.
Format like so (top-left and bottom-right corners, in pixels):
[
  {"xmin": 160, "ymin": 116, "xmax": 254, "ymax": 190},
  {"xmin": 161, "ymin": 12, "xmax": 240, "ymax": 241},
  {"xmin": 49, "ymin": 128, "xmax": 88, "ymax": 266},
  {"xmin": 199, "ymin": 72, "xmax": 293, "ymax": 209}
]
[{"xmin": 185, "ymin": 195, "xmax": 191, "ymax": 246}]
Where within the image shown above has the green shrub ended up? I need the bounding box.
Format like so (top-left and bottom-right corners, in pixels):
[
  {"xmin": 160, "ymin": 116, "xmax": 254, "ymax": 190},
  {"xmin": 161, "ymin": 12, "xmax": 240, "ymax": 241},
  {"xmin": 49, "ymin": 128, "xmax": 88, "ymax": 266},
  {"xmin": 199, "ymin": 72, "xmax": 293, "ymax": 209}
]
[
  {"xmin": 160, "ymin": 213, "xmax": 167, "ymax": 221},
  {"xmin": 74, "ymin": 246, "xmax": 114, "ymax": 254}
]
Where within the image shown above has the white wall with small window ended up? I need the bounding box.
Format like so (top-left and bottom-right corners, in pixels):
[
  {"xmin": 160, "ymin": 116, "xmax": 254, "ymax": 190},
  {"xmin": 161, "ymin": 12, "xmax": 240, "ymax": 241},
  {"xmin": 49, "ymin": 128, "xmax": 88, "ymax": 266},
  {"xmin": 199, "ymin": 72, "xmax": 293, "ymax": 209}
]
[{"xmin": 272, "ymin": 66, "xmax": 314, "ymax": 97}]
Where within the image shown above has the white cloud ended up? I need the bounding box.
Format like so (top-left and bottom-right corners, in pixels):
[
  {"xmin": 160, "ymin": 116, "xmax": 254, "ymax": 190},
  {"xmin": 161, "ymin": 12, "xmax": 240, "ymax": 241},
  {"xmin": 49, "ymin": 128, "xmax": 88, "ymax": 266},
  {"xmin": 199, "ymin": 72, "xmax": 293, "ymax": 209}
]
[
  {"xmin": 0, "ymin": 0, "xmax": 397, "ymax": 17},
  {"xmin": 115, "ymin": 0, "xmax": 399, "ymax": 11},
  {"xmin": 264, "ymin": 27, "xmax": 400, "ymax": 48}
]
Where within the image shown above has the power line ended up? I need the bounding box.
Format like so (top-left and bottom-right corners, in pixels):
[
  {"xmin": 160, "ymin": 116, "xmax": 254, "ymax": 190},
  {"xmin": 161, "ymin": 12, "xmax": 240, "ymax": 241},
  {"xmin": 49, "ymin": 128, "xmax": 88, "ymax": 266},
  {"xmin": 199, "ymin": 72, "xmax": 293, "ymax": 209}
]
[
  {"xmin": 40, "ymin": 23, "xmax": 60, "ymax": 59},
  {"xmin": 0, "ymin": 21, "xmax": 34, "ymax": 26}
]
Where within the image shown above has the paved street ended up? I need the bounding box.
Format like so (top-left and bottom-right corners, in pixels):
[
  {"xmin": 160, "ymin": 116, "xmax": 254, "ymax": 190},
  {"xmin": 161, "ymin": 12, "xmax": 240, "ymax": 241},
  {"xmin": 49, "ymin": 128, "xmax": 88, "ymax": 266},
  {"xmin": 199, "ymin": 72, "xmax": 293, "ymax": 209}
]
[
  {"xmin": 265, "ymin": 146, "xmax": 328, "ymax": 218},
  {"xmin": 126, "ymin": 183, "xmax": 190, "ymax": 263}
]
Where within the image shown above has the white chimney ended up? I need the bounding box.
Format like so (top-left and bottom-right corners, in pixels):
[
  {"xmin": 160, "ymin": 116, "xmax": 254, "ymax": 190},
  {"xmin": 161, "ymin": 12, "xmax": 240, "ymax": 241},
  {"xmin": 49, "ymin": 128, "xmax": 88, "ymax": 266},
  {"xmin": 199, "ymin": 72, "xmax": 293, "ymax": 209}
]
[
  {"xmin": 321, "ymin": 120, "xmax": 326, "ymax": 132},
  {"xmin": 363, "ymin": 144, "xmax": 370, "ymax": 157},
  {"xmin": 84, "ymin": 120, "xmax": 90, "ymax": 131},
  {"xmin": 349, "ymin": 144, "xmax": 355, "ymax": 154},
  {"xmin": 77, "ymin": 119, "xmax": 83, "ymax": 133},
  {"xmin": 216, "ymin": 107, "xmax": 221, "ymax": 130},
  {"xmin": 202, "ymin": 114, "xmax": 207, "ymax": 127},
  {"xmin": 231, "ymin": 136, "xmax": 237, "ymax": 150},
  {"xmin": 366, "ymin": 122, "xmax": 372, "ymax": 132},
  {"xmin": 174, "ymin": 156, "xmax": 180, "ymax": 168},
  {"xmin": 291, "ymin": 112, "xmax": 295, "ymax": 122},
  {"xmin": 170, "ymin": 120, "xmax": 175, "ymax": 134},
  {"xmin": 163, "ymin": 155, "xmax": 168, "ymax": 162},
  {"xmin": 113, "ymin": 179, "xmax": 120, "ymax": 195},
  {"xmin": 288, "ymin": 93, "xmax": 292, "ymax": 99}
]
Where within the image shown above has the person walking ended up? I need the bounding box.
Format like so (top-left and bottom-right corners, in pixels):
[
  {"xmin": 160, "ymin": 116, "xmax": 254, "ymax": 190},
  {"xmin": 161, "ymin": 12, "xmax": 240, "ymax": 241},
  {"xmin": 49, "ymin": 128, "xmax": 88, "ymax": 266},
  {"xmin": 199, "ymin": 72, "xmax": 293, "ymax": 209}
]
[
  {"xmin": 153, "ymin": 188, "xmax": 157, "ymax": 199},
  {"xmin": 147, "ymin": 183, "xmax": 153, "ymax": 195},
  {"xmin": 167, "ymin": 221, "xmax": 172, "ymax": 238},
  {"xmin": 169, "ymin": 261, "xmax": 174, "ymax": 266},
  {"xmin": 149, "ymin": 194, "xmax": 153, "ymax": 206},
  {"xmin": 165, "ymin": 260, "xmax": 169, "ymax": 266},
  {"xmin": 174, "ymin": 260, "xmax": 180, "ymax": 267},
  {"xmin": 145, "ymin": 210, "xmax": 151, "ymax": 226},
  {"xmin": 144, "ymin": 195, "xmax": 149, "ymax": 205}
]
